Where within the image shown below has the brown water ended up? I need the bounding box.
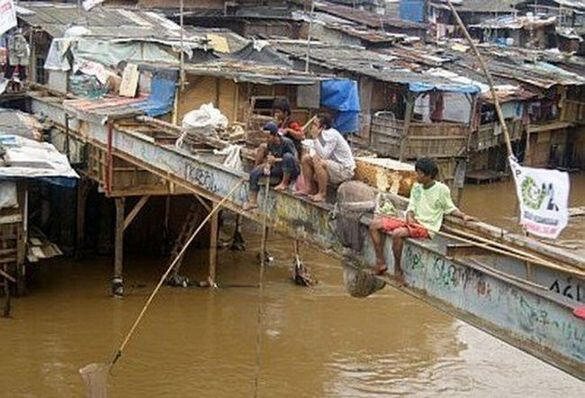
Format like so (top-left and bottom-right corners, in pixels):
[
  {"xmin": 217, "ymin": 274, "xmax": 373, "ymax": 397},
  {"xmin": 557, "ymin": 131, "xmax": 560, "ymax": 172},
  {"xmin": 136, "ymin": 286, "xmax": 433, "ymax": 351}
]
[{"xmin": 1, "ymin": 177, "xmax": 585, "ymax": 397}]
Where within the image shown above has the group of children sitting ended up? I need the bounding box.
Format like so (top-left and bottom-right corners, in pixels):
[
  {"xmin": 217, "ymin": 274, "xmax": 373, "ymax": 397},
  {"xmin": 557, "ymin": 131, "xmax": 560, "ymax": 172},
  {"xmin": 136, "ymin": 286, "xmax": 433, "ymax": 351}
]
[{"xmin": 243, "ymin": 99, "xmax": 474, "ymax": 284}]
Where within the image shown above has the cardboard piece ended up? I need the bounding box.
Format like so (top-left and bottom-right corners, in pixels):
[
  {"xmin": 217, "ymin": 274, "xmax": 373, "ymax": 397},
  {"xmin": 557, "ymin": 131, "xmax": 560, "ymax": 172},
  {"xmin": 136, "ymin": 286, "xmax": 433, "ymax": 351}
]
[{"xmin": 119, "ymin": 63, "xmax": 139, "ymax": 97}]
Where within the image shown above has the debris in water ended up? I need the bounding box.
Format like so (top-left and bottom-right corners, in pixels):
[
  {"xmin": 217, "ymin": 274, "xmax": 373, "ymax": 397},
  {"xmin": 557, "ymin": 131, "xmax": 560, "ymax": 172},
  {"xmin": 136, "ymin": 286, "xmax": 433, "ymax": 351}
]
[
  {"xmin": 292, "ymin": 255, "xmax": 316, "ymax": 286},
  {"xmin": 342, "ymin": 261, "xmax": 386, "ymax": 298}
]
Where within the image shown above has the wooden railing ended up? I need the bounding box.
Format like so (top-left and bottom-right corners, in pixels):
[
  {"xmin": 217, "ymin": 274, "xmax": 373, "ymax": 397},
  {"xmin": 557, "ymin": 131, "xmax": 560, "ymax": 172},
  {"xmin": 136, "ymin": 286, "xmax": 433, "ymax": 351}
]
[
  {"xmin": 370, "ymin": 113, "xmax": 469, "ymax": 159},
  {"xmin": 561, "ymin": 100, "xmax": 585, "ymax": 124}
]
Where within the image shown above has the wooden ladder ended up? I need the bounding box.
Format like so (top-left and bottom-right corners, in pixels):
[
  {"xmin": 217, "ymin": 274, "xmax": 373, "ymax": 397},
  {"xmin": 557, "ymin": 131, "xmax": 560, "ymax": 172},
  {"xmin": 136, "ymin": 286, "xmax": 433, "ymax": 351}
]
[{"xmin": 168, "ymin": 201, "xmax": 201, "ymax": 279}]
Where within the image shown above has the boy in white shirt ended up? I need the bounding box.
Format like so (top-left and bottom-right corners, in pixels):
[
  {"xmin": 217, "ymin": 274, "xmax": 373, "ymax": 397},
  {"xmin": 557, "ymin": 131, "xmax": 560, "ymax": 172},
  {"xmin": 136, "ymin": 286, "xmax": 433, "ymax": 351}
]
[{"xmin": 295, "ymin": 114, "xmax": 355, "ymax": 202}]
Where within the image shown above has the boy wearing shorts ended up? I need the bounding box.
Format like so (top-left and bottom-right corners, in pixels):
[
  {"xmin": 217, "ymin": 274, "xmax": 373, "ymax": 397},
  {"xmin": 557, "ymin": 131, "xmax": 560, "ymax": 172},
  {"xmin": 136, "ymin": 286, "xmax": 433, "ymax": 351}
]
[{"xmin": 369, "ymin": 157, "xmax": 474, "ymax": 283}]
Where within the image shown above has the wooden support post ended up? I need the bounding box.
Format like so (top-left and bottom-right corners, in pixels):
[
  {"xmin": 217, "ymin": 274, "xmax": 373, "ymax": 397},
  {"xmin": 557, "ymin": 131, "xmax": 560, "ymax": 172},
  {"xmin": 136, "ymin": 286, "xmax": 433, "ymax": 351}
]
[
  {"xmin": 208, "ymin": 210, "xmax": 219, "ymax": 286},
  {"xmin": 123, "ymin": 195, "xmax": 150, "ymax": 231},
  {"xmin": 2, "ymin": 265, "xmax": 10, "ymax": 317},
  {"xmin": 399, "ymin": 92, "xmax": 415, "ymax": 162},
  {"xmin": 113, "ymin": 198, "xmax": 125, "ymax": 297},
  {"xmin": 15, "ymin": 185, "xmax": 27, "ymax": 296},
  {"xmin": 76, "ymin": 178, "xmax": 90, "ymax": 259}
]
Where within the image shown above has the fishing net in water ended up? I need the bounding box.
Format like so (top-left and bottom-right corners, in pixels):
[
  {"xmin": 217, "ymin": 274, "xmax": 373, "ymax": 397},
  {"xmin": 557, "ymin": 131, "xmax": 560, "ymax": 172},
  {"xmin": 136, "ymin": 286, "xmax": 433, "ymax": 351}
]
[
  {"xmin": 342, "ymin": 261, "xmax": 386, "ymax": 298},
  {"xmin": 334, "ymin": 182, "xmax": 387, "ymax": 297},
  {"xmin": 79, "ymin": 363, "xmax": 109, "ymax": 398}
]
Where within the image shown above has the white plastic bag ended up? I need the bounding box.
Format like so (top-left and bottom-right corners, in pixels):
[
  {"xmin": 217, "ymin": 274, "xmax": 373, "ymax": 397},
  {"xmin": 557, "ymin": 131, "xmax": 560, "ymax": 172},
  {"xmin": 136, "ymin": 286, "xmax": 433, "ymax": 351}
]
[{"xmin": 182, "ymin": 103, "xmax": 228, "ymax": 131}]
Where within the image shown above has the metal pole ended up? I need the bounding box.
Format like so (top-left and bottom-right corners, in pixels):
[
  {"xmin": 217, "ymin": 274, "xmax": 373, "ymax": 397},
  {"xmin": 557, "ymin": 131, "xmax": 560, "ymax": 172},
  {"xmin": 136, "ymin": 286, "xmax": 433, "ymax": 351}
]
[{"xmin": 304, "ymin": 0, "xmax": 316, "ymax": 73}]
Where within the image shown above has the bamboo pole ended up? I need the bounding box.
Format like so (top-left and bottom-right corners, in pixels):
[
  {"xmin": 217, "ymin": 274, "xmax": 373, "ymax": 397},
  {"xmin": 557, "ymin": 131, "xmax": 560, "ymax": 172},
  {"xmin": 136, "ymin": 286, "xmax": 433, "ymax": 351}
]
[
  {"xmin": 437, "ymin": 230, "xmax": 585, "ymax": 279},
  {"xmin": 445, "ymin": 0, "xmax": 514, "ymax": 158},
  {"xmin": 108, "ymin": 179, "xmax": 245, "ymax": 370},
  {"xmin": 253, "ymin": 178, "xmax": 270, "ymax": 398}
]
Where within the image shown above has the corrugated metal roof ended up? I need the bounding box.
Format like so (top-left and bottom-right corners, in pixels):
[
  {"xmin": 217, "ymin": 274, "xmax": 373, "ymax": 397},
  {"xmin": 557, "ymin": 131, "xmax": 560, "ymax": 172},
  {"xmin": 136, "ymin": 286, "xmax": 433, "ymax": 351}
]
[
  {"xmin": 17, "ymin": 2, "xmax": 204, "ymax": 42},
  {"xmin": 272, "ymin": 41, "xmax": 467, "ymax": 87},
  {"xmin": 314, "ymin": 1, "xmax": 426, "ymax": 30},
  {"xmin": 431, "ymin": 0, "xmax": 521, "ymax": 13}
]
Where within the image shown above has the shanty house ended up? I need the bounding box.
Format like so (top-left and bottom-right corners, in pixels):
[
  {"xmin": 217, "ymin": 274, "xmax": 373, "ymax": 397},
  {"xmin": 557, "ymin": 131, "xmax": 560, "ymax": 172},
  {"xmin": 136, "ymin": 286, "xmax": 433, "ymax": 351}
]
[
  {"xmin": 273, "ymin": 40, "xmax": 480, "ymax": 201},
  {"xmin": 468, "ymin": 15, "xmax": 557, "ymax": 49},
  {"xmin": 16, "ymin": 2, "xmax": 208, "ymax": 91}
]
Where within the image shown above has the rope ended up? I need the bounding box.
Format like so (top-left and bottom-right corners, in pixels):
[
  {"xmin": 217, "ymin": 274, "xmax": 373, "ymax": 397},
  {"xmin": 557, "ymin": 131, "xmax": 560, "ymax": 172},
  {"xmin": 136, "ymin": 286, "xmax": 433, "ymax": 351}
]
[
  {"xmin": 108, "ymin": 178, "xmax": 245, "ymax": 371},
  {"xmin": 253, "ymin": 177, "xmax": 270, "ymax": 398}
]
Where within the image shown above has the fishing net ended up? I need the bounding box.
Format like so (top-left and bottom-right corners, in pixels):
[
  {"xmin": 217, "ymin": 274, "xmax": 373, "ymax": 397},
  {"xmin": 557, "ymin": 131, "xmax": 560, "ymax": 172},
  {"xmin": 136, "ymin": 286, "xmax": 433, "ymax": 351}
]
[
  {"xmin": 79, "ymin": 363, "xmax": 108, "ymax": 398},
  {"xmin": 342, "ymin": 261, "xmax": 386, "ymax": 298},
  {"xmin": 335, "ymin": 182, "xmax": 387, "ymax": 297}
]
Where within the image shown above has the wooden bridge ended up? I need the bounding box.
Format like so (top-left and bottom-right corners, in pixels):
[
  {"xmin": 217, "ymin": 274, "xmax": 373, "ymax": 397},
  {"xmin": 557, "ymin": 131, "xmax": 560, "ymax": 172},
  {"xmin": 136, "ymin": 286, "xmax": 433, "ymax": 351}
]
[{"xmin": 30, "ymin": 92, "xmax": 585, "ymax": 381}]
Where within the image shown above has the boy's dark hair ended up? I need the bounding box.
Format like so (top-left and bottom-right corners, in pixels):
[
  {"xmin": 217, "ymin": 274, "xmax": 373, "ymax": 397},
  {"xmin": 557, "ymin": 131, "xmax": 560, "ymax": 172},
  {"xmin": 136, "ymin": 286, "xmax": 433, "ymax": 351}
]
[
  {"xmin": 272, "ymin": 98, "xmax": 291, "ymax": 116},
  {"xmin": 415, "ymin": 157, "xmax": 439, "ymax": 179},
  {"xmin": 316, "ymin": 113, "xmax": 332, "ymax": 130}
]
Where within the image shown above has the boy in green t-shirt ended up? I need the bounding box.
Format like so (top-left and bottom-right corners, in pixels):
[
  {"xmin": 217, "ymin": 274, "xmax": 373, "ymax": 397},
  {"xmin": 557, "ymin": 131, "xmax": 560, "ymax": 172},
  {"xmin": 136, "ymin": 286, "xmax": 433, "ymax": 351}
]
[{"xmin": 369, "ymin": 157, "xmax": 474, "ymax": 283}]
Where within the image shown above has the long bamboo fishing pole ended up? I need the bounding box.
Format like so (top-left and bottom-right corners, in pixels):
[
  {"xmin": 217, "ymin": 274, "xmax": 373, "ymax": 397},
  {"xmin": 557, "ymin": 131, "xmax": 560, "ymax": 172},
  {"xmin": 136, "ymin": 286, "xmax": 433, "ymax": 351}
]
[
  {"xmin": 107, "ymin": 179, "xmax": 245, "ymax": 370},
  {"xmin": 253, "ymin": 177, "xmax": 271, "ymax": 398},
  {"xmin": 436, "ymin": 229, "xmax": 585, "ymax": 279}
]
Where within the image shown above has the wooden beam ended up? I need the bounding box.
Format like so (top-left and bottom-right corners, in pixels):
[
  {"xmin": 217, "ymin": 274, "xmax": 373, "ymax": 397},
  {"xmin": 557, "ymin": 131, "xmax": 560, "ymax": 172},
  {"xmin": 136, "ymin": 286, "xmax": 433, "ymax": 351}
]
[
  {"xmin": 114, "ymin": 198, "xmax": 125, "ymax": 295},
  {"xmin": 399, "ymin": 92, "xmax": 415, "ymax": 162},
  {"xmin": 76, "ymin": 178, "xmax": 90, "ymax": 259},
  {"xmin": 0, "ymin": 268, "xmax": 16, "ymax": 283},
  {"xmin": 208, "ymin": 210, "xmax": 219, "ymax": 286},
  {"xmin": 123, "ymin": 195, "xmax": 150, "ymax": 231},
  {"xmin": 193, "ymin": 194, "xmax": 211, "ymax": 212}
]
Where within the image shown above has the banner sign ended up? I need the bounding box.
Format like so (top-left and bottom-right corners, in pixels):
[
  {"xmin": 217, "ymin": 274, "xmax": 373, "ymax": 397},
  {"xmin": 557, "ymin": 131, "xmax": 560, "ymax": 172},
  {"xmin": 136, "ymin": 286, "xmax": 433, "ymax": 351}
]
[
  {"xmin": 0, "ymin": 0, "xmax": 16, "ymax": 37},
  {"xmin": 510, "ymin": 157, "xmax": 570, "ymax": 239}
]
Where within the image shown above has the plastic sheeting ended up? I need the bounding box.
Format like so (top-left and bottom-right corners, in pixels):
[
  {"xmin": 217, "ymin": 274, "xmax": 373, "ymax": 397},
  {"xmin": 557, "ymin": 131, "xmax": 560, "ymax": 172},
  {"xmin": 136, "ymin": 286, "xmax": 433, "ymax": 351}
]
[
  {"xmin": 408, "ymin": 82, "xmax": 480, "ymax": 94},
  {"xmin": 44, "ymin": 38, "xmax": 72, "ymax": 71},
  {"xmin": 320, "ymin": 79, "xmax": 361, "ymax": 135},
  {"xmin": 136, "ymin": 70, "xmax": 177, "ymax": 117},
  {"xmin": 0, "ymin": 135, "xmax": 79, "ymax": 183},
  {"xmin": 0, "ymin": 181, "xmax": 17, "ymax": 209},
  {"xmin": 332, "ymin": 111, "xmax": 360, "ymax": 135},
  {"xmin": 399, "ymin": 0, "xmax": 426, "ymax": 23},
  {"xmin": 321, "ymin": 79, "xmax": 360, "ymax": 112},
  {"xmin": 73, "ymin": 39, "xmax": 178, "ymax": 68}
]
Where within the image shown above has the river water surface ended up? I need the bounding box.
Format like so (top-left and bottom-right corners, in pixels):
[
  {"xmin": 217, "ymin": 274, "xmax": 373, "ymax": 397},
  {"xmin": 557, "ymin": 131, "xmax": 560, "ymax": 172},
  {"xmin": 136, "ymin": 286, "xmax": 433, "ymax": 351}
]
[{"xmin": 0, "ymin": 176, "xmax": 584, "ymax": 397}]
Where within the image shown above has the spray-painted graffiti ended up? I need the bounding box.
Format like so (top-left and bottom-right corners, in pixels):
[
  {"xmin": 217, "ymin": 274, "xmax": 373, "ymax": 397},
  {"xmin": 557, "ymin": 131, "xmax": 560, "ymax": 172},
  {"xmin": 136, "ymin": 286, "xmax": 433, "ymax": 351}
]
[
  {"xmin": 517, "ymin": 294, "xmax": 585, "ymax": 358},
  {"xmin": 549, "ymin": 278, "xmax": 583, "ymax": 302},
  {"xmin": 432, "ymin": 256, "xmax": 463, "ymax": 288},
  {"xmin": 518, "ymin": 295, "xmax": 551, "ymax": 334},
  {"xmin": 184, "ymin": 164, "xmax": 219, "ymax": 193},
  {"xmin": 404, "ymin": 245, "xmax": 423, "ymax": 271}
]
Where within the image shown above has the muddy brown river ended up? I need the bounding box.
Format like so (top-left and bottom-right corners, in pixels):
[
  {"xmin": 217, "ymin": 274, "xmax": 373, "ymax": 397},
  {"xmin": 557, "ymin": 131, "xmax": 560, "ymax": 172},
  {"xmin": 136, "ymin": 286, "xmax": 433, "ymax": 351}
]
[{"xmin": 0, "ymin": 175, "xmax": 584, "ymax": 397}]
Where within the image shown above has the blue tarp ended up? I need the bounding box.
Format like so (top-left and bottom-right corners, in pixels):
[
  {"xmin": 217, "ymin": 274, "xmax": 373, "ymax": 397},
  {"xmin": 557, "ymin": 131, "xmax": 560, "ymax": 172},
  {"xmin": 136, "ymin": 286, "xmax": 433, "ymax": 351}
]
[
  {"xmin": 408, "ymin": 82, "xmax": 481, "ymax": 94},
  {"xmin": 136, "ymin": 72, "xmax": 178, "ymax": 117},
  {"xmin": 320, "ymin": 79, "xmax": 360, "ymax": 135},
  {"xmin": 399, "ymin": 0, "xmax": 426, "ymax": 23},
  {"xmin": 333, "ymin": 111, "xmax": 360, "ymax": 135},
  {"xmin": 320, "ymin": 79, "xmax": 360, "ymax": 112}
]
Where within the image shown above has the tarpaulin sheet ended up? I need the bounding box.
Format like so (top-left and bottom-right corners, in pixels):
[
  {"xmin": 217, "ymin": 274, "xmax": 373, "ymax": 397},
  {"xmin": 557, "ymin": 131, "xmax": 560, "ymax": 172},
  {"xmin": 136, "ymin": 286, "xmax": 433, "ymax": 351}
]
[
  {"xmin": 136, "ymin": 70, "xmax": 177, "ymax": 117},
  {"xmin": 333, "ymin": 111, "xmax": 359, "ymax": 135},
  {"xmin": 399, "ymin": 0, "xmax": 426, "ymax": 23},
  {"xmin": 73, "ymin": 39, "xmax": 178, "ymax": 68},
  {"xmin": 0, "ymin": 135, "xmax": 79, "ymax": 184},
  {"xmin": 321, "ymin": 79, "xmax": 360, "ymax": 135},
  {"xmin": 409, "ymin": 82, "xmax": 480, "ymax": 94},
  {"xmin": 320, "ymin": 79, "xmax": 360, "ymax": 112}
]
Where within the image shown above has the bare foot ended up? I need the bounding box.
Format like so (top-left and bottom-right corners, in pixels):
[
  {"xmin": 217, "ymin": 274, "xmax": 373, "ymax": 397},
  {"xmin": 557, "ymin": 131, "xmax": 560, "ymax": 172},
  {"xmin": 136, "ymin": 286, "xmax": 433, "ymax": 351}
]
[
  {"xmin": 274, "ymin": 183, "xmax": 288, "ymax": 192},
  {"xmin": 243, "ymin": 201, "xmax": 258, "ymax": 211},
  {"xmin": 308, "ymin": 193, "xmax": 326, "ymax": 202},
  {"xmin": 369, "ymin": 264, "xmax": 388, "ymax": 276},
  {"xmin": 394, "ymin": 271, "xmax": 405, "ymax": 286},
  {"xmin": 294, "ymin": 189, "xmax": 310, "ymax": 197}
]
